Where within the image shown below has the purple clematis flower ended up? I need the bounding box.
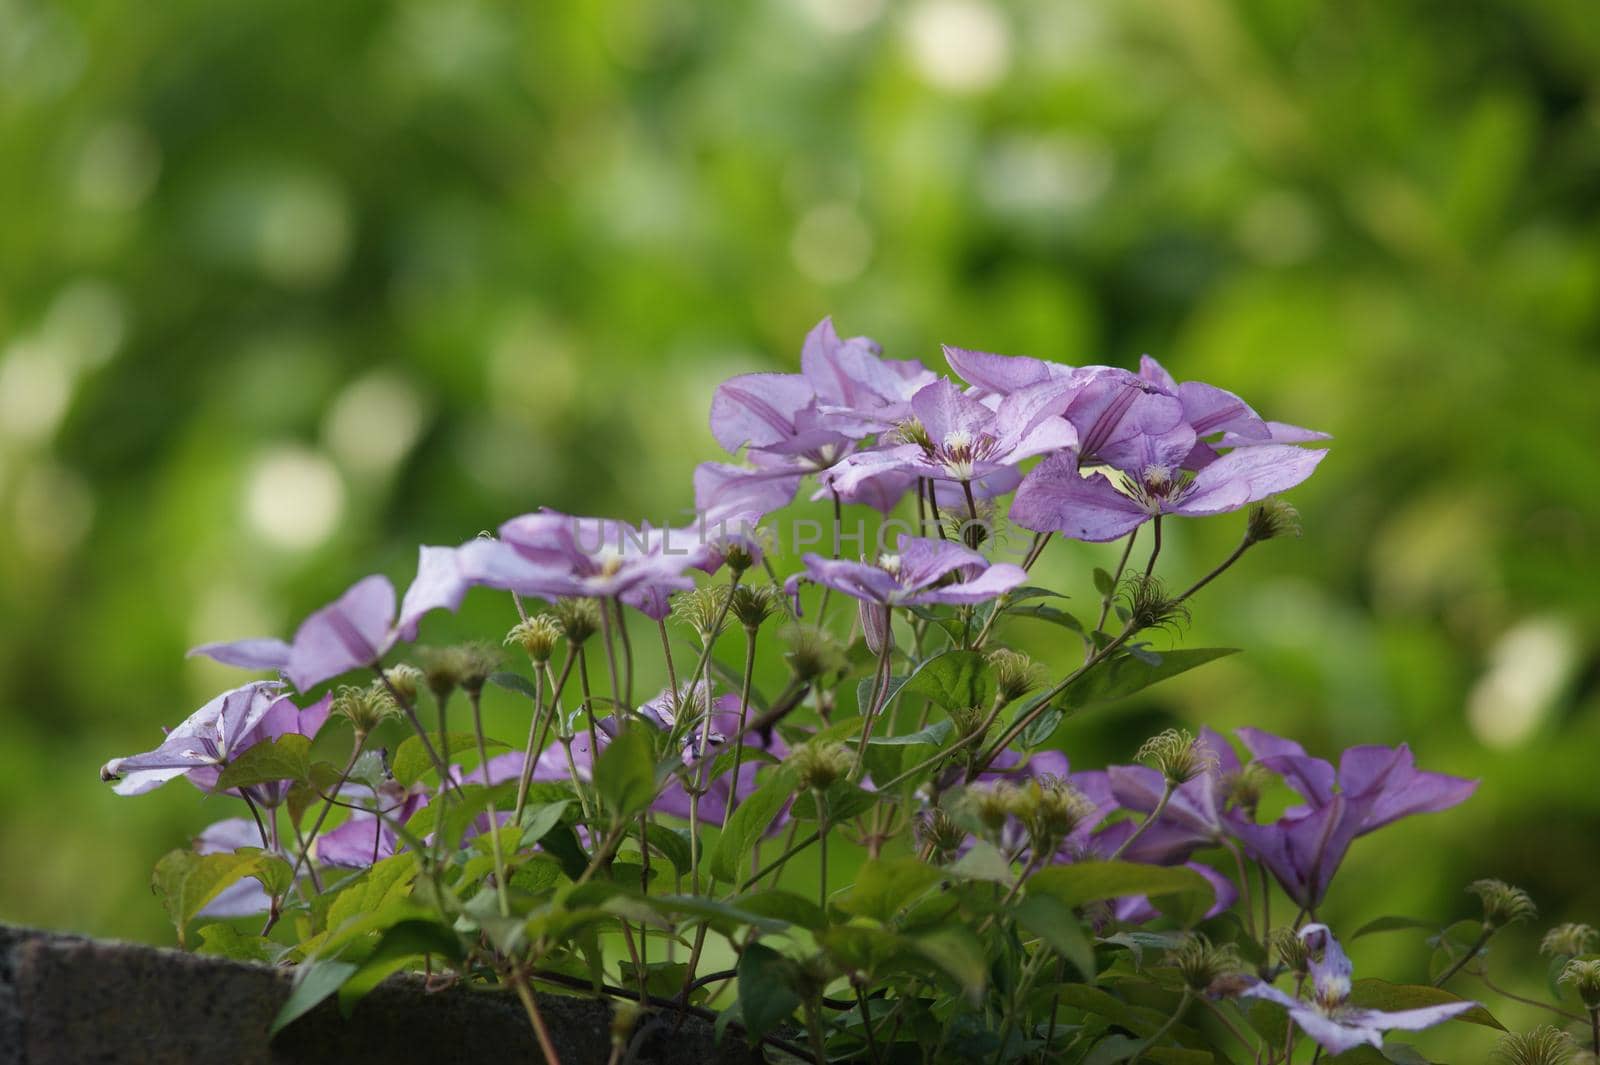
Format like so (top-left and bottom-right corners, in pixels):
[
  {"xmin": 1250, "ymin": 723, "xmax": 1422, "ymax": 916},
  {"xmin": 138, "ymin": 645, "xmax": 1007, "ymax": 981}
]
[
  {"xmin": 800, "ymin": 317, "xmax": 938, "ymax": 437},
  {"xmin": 185, "ymin": 691, "xmax": 333, "ymax": 809},
  {"xmin": 823, "ymin": 377, "xmax": 1076, "ymax": 496},
  {"xmin": 100, "ymin": 681, "xmax": 285, "ymax": 796},
  {"xmin": 1137, "ymin": 354, "xmax": 1329, "ymax": 466},
  {"xmin": 190, "ymin": 549, "xmax": 469, "ymax": 691},
  {"xmin": 1010, "ymin": 430, "xmax": 1327, "ymax": 542},
  {"xmin": 315, "ymin": 780, "xmax": 429, "ymax": 868},
  {"xmin": 1228, "ymin": 729, "xmax": 1477, "ymax": 909},
  {"xmin": 786, "ymin": 533, "xmax": 1027, "ymax": 612},
  {"xmin": 1242, "ymin": 924, "xmax": 1476, "ymax": 1054}
]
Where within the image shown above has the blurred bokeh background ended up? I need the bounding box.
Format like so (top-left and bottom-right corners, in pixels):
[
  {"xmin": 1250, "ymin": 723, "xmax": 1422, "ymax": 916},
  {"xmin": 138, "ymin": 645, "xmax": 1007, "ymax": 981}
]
[{"xmin": 2, "ymin": 0, "xmax": 1597, "ymax": 1049}]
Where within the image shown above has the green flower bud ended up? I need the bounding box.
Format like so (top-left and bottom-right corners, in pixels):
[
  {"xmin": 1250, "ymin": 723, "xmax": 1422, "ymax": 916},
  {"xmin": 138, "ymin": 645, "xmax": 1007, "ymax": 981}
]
[
  {"xmin": 782, "ymin": 624, "xmax": 847, "ymax": 683},
  {"xmin": 915, "ymin": 807, "xmax": 968, "ymax": 865},
  {"xmin": 1121, "ymin": 575, "xmax": 1190, "ymax": 633},
  {"xmin": 332, "ymin": 683, "xmax": 397, "ymax": 735},
  {"xmin": 729, "ymin": 584, "xmax": 780, "ymax": 632},
  {"xmin": 552, "ymin": 597, "xmax": 600, "ymax": 645},
  {"xmin": 1269, "ymin": 926, "xmax": 1309, "ymax": 975},
  {"xmin": 671, "ymin": 585, "xmax": 730, "ymax": 644},
  {"xmin": 383, "ymin": 664, "xmax": 424, "ymax": 706}
]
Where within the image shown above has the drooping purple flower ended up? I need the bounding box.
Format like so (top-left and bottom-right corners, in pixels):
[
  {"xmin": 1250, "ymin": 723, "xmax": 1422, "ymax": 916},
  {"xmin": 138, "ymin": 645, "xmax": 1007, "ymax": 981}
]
[
  {"xmin": 1242, "ymin": 924, "xmax": 1476, "ymax": 1055},
  {"xmin": 185, "ymin": 692, "xmax": 333, "ymax": 808},
  {"xmin": 190, "ymin": 553, "xmax": 467, "ymax": 691},
  {"xmin": 1010, "ymin": 433, "xmax": 1327, "ymax": 542},
  {"xmin": 1226, "ymin": 730, "xmax": 1477, "ymax": 909},
  {"xmin": 315, "ymin": 781, "xmax": 429, "ymax": 868},
  {"xmin": 823, "ymin": 377, "xmax": 1076, "ymax": 496},
  {"xmin": 100, "ymin": 681, "xmax": 284, "ymax": 796},
  {"xmin": 785, "ymin": 533, "xmax": 1027, "ymax": 611}
]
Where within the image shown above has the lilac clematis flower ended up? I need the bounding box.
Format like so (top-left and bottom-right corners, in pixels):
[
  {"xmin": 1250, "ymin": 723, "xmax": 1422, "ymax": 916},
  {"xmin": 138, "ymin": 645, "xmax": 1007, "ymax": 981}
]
[
  {"xmin": 190, "ymin": 550, "xmax": 469, "ymax": 691},
  {"xmin": 1228, "ymin": 729, "xmax": 1477, "ymax": 909},
  {"xmin": 186, "ymin": 692, "xmax": 333, "ymax": 808},
  {"xmin": 100, "ymin": 681, "xmax": 285, "ymax": 796},
  {"xmin": 823, "ymin": 377, "xmax": 1076, "ymax": 497},
  {"xmin": 785, "ymin": 534, "xmax": 1027, "ymax": 612},
  {"xmin": 1137, "ymin": 354, "xmax": 1329, "ymax": 466},
  {"xmin": 1242, "ymin": 924, "xmax": 1476, "ymax": 1055},
  {"xmin": 800, "ymin": 317, "xmax": 938, "ymax": 437},
  {"xmin": 316, "ymin": 781, "xmax": 430, "ymax": 868},
  {"xmin": 1010, "ymin": 431, "xmax": 1327, "ymax": 542}
]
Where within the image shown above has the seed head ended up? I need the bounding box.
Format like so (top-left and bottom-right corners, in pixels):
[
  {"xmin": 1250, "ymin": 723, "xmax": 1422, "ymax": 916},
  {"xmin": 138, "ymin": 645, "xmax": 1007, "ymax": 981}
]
[
  {"xmin": 1246, "ymin": 498, "xmax": 1303, "ymax": 545},
  {"xmin": 1470, "ymin": 879, "xmax": 1538, "ymax": 929},
  {"xmin": 421, "ymin": 643, "xmax": 500, "ymax": 700},
  {"xmin": 1560, "ymin": 959, "xmax": 1600, "ymax": 1009},
  {"xmin": 894, "ymin": 417, "xmax": 932, "ymax": 451},
  {"xmin": 1544, "ymin": 924, "xmax": 1599, "ymax": 959},
  {"xmin": 552, "ymin": 597, "xmax": 601, "ymax": 645},
  {"xmin": 1137, "ymin": 728, "xmax": 1215, "ymax": 785},
  {"xmin": 1268, "ymin": 926, "xmax": 1309, "ymax": 974},
  {"xmin": 788, "ymin": 740, "xmax": 855, "ymax": 793},
  {"xmin": 987, "ymin": 648, "xmax": 1044, "ymax": 705},
  {"xmin": 1220, "ymin": 763, "xmax": 1272, "ymax": 815},
  {"xmin": 332, "ymin": 683, "xmax": 397, "ymax": 734},
  {"xmin": 1121, "ymin": 575, "xmax": 1190, "ymax": 633},
  {"xmin": 672, "ymin": 585, "xmax": 730, "ymax": 644},
  {"xmin": 915, "ymin": 807, "xmax": 969, "ymax": 865},
  {"xmin": 729, "ymin": 584, "xmax": 780, "ymax": 632},
  {"xmin": 383, "ymin": 663, "xmax": 424, "ymax": 706},
  {"xmin": 1165, "ymin": 934, "xmax": 1246, "ymax": 993},
  {"xmin": 781, "ymin": 624, "xmax": 847, "ymax": 683},
  {"xmin": 1494, "ymin": 1027, "xmax": 1578, "ymax": 1065},
  {"xmin": 1020, "ymin": 777, "xmax": 1099, "ymax": 851},
  {"xmin": 506, "ymin": 614, "xmax": 563, "ymax": 664},
  {"xmin": 963, "ymin": 781, "xmax": 1019, "ymax": 836}
]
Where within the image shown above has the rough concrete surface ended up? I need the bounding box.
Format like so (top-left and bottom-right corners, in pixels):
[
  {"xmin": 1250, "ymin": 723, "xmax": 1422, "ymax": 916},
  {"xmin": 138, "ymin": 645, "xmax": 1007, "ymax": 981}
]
[{"xmin": 0, "ymin": 925, "xmax": 762, "ymax": 1064}]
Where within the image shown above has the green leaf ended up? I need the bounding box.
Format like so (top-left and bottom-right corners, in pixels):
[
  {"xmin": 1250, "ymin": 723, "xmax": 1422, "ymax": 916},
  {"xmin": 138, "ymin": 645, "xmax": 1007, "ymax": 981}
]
[
  {"xmin": 835, "ymin": 857, "xmax": 943, "ymax": 922},
  {"xmin": 1005, "ymin": 585, "xmax": 1068, "ymax": 605},
  {"xmin": 517, "ymin": 801, "xmax": 572, "ymax": 849},
  {"xmin": 909, "ymin": 926, "xmax": 988, "ymax": 996},
  {"xmin": 216, "ymin": 734, "xmax": 313, "ymax": 790},
  {"xmin": 1027, "ymin": 861, "xmax": 1214, "ymax": 914},
  {"xmin": 488, "ymin": 670, "xmax": 540, "ymax": 700},
  {"xmin": 1346, "ymin": 979, "xmax": 1504, "ymax": 1031},
  {"xmin": 250, "ymin": 854, "xmax": 296, "ymax": 898},
  {"xmin": 287, "ymin": 761, "xmax": 345, "ymax": 827},
  {"xmin": 392, "ymin": 731, "xmax": 509, "ymax": 787},
  {"xmin": 1004, "ymin": 603, "xmax": 1086, "ymax": 634},
  {"xmin": 593, "ymin": 723, "xmax": 658, "ymax": 821},
  {"xmin": 867, "ymin": 719, "xmax": 955, "ymax": 747},
  {"xmin": 733, "ymin": 890, "xmax": 827, "ymax": 932},
  {"xmin": 1013, "ymin": 894, "xmax": 1096, "ymax": 980},
  {"xmin": 1061, "ymin": 648, "xmax": 1239, "ymax": 710},
  {"xmin": 324, "ymin": 852, "xmax": 420, "ymax": 935},
  {"xmin": 789, "ymin": 778, "xmax": 876, "ymax": 822},
  {"xmin": 1352, "ymin": 915, "xmax": 1439, "ymax": 939},
  {"xmin": 1380, "ymin": 1044, "xmax": 1433, "ymax": 1065},
  {"xmin": 640, "ymin": 822, "xmax": 693, "ymax": 876},
  {"xmin": 509, "ymin": 856, "xmax": 565, "ymax": 895},
  {"xmin": 196, "ymin": 923, "xmax": 275, "ymax": 963},
  {"xmin": 1093, "ymin": 567, "xmax": 1116, "ymax": 596},
  {"xmin": 737, "ymin": 943, "xmax": 803, "ymax": 1041},
  {"xmin": 710, "ymin": 766, "xmax": 795, "ymax": 885},
  {"xmin": 947, "ymin": 840, "xmax": 1015, "ymax": 884},
  {"xmin": 151, "ymin": 849, "xmax": 269, "ymax": 947},
  {"xmin": 271, "ymin": 959, "xmax": 358, "ymax": 1035},
  {"xmin": 856, "ymin": 674, "xmax": 908, "ymax": 717},
  {"xmin": 901, "ymin": 650, "xmax": 994, "ymax": 712},
  {"xmin": 337, "ymin": 918, "xmax": 464, "ymax": 1015}
]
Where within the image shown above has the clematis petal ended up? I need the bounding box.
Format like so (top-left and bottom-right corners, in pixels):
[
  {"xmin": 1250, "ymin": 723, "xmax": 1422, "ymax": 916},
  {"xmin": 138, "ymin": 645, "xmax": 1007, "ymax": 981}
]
[
  {"xmin": 187, "ymin": 638, "xmax": 291, "ymax": 673},
  {"xmin": 397, "ymin": 545, "xmax": 472, "ymax": 642},
  {"xmin": 1011, "ymin": 453, "xmax": 1149, "ymax": 542},
  {"xmin": 284, "ymin": 574, "xmax": 398, "ymax": 692},
  {"xmin": 709, "ymin": 372, "xmax": 816, "ymax": 453},
  {"xmin": 1175, "ymin": 445, "xmax": 1327, "ymax": 517},
  {"xmin": 943, "ymin": 346, "xmax": 1071, "ymax": 397}
]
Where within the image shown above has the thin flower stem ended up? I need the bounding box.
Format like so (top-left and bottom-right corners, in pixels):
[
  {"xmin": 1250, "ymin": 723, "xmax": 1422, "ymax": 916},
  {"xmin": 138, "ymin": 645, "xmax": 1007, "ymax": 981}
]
[
  {"xmin": 854, "ymin": 605, "xmax": 895, "ymax": 762},
  {"xmin": 657, "ymin": 619, "xmax": 679, "ymax": 696},
  {"xmin": 816, "ymin": 489, "xmax": 843, "ymax": 626},
  {"xmin": 270, "ymin": 732, "xmax": 367, "ymax": 933},
  {"xmin": 613, "ymin": 598, "xmax": 634, "ymax": 708},
  {"xmin": 509, "ymin": 967, "xmax": 564, "ymax": 1065},
  {"xmin": 1094, "ymin": 528, "xmax": 1139, "ymax": 637},
  {"xmin": 468, "ymin": 687, "xmax": 510, "ymax": 917},
  {"xmin": 238, "ymin": 789, "xmax": 271, "ymax": 850},
  {"xmin": 815, "ymin": 788, "xmax": 830, "ymax": 912},
  {"xmin": 740, "ymin": 829, "xmax": 821, "ymax": 893},
  {"xmin": 598, "ymin": 596, "xmax": 624, "ymax": 719},
  {"xmin": 1474, "ymin": 972, "xmax": 1584, "ymax": 1022},
  {"xmin": 1223, "ymin": 838, "xmax": 1257, "ymax": 941},
  {"xmin": 1022, "ymin": 530, "xmax": 1053, "ymax": 571},
  {"xmin": 575, "ymin": 645, "xmax": 601, "ymax": 781},
  {"xmin": 1143, "ymin": 514, "xmax": 1163, "ymax": 579},
  {"xmin": 1129, "ymin": 987, "xmax": 1190, "ymax": 1064},
  {"xmin": 1432, "ymin": 926, "xmax": 1494, "ymax": 987},
  {"xmin": 1175, "ymin": 536, "xmax": 1254, "ymax": 602},
  {"xmin": 1110, "ymin": 781, "xmax": 1176, "ymax": 860},
  {"xmin": 719, "ymin": 626, "xmax": 759, "ymax": 832},
  {"xmin": 855, "ymin": 985, "xmax": 883, "ymax": 1065},
  {"xmin": 513, "ymin": 656, "xmax": 561, "ymax": 824}
]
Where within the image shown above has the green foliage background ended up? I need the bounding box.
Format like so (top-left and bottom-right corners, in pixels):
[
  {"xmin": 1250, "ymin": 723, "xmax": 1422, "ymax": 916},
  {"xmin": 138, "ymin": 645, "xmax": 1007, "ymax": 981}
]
[{"xmin": 1, "ymin": 0, "xmax": 1597, "ymax": 1048}]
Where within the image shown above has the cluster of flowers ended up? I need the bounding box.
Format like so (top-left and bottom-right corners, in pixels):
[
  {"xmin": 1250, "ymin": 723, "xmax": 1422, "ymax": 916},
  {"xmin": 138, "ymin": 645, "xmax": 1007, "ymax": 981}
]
[{"xmin": 102, "ymin": 319, "xmax": 1498, "ymax": 1059}]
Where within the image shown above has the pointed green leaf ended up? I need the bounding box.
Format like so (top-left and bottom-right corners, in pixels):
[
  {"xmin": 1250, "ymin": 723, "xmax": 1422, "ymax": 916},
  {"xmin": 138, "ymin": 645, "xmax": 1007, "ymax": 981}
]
[
  {"xmin": 216, "ymin": 734, "xmax": 313, "ymax": 790},
  {"xmin": 710, "ymin": 767, "xmax": 795, "ymax": 885},
  {"xmin": 901, "ymin": 650, "xmax": 994, "ymax": 712}
]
